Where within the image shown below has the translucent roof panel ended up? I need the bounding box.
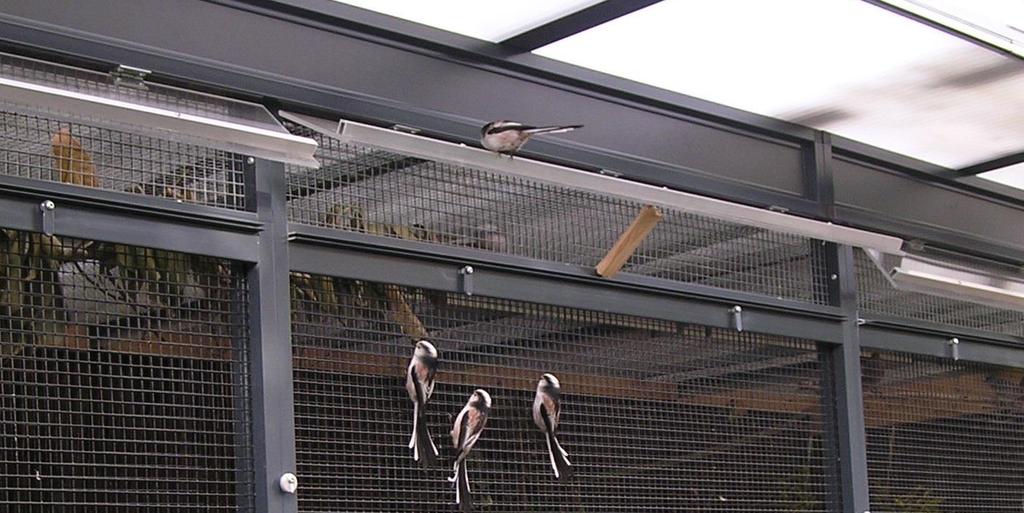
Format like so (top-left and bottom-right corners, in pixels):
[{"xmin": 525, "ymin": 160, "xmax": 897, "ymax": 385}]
[
  {"xmin": 881, "ymin": 0, "xmax": 1024, "ymax": 57},
  {"xmin": 536, "ymin": 0, "xmax": 1024, "ymax": 169},
  {"xmin": 333, "ymin": 0, "xmax": 604, "ymax": 42},
  {"xmin": 978, "ymin": 162, "xmax": 1024, "ymax": 189}
]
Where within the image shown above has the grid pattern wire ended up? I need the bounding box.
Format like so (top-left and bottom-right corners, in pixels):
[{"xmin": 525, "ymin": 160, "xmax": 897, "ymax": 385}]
[
  {"xmin": 0, "ymin": 229, "xmax": 254, "ymax": 511},
  {"xmin": 284, "ymin": 123, "xmax": 829, "ymax": 305},
  {"xmin": 0, "ymin": 51, "xmax": 284, "ymax": 133},
  {"xmin": 0, "ymin": 108, "xmax": 248, "ymax": 210},
  {"xmin": 291, "ymin": 274, "xmax": 838, "ymax": 512},
  {"xmin": 861, "ymin": 350, "xmax": 1024, "ymax": 512},
  {"xmin": 855, "ymin": 249, "xmax": 1024, "ymax": 337}
]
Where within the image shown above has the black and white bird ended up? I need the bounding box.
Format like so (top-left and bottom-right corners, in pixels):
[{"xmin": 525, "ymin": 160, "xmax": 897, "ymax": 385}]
[
  {"xmin": 532, "ymin": 373, "xmax": 572, "ymax": 480},
  {"xmin": 480, "ymin": 120, "xmax": 583, "ymax": 156},
  {"xmin": 406, "ymin": 340, "xmax": 439, "ymax": 466},
  {"xmin": 448, "ymin": 389, "xmax": 492, "ymax": 512}
]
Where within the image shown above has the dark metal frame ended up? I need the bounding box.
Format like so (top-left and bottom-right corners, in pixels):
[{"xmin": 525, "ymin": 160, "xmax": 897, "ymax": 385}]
[
  {"xmin": 944, "ymin": 150, "xmax": 1024, "ymax": 179},
  {"xmin": 0, "ymin": 8, "xmax": 1023, "ymax": 511},
  {"xmin": 500, "ymin": 0, "xmax": 665, "ymax": 51}
]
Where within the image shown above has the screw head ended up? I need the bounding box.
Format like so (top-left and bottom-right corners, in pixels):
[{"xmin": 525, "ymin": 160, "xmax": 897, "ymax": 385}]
[
  {"xmin": 461, "ymin": 265, "xmax": 474, "ymax": 275},
  {"xmin": 40, "ymin": 200, "xmax": 55, "ymax": 211},
  {"xmin": 246, "ymin": 156, "xmax": 256, "ymax": 165}
]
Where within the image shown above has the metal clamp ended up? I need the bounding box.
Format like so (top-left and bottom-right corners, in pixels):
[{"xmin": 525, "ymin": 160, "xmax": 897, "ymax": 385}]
[
  {"xmin": 947, "ymin": 337, "xmax": 960, "ymax": 361},
  {"xmin": 110, "ymin": 64, "xmax": 151, "ymax": 90},
  {"xmin": 459, "ymin": 265, "xmax": 475, "ymax": 296},
  {"xmin": 39, "ymin": 200, "xmax": 55, "ymax": 235},
  {"xmin": 730, "ymin": 305, "xmax": 743, "ymax": 332}
]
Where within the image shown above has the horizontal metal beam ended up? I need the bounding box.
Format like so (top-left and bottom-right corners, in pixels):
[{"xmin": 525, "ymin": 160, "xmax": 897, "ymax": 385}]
[
  {"xmin": 290, "ymin": 224, "xmax": 844, "ymax": 316},
  {"xmin": 501, "ymin": 0, "xmax": 663, "ymax": 51},
  {"xmin": 0, "ymin": 178, "xmax": 261, "ymax": 261},
  {"xmin": 0, "ymin": 174, "xmax": 262, "ymax": 229},
  {"xmin": 861, "ymin": 325, "xmax": 1024, "ymax": 368},
  {"xmin": 288, "ymin": 227, "xmax": 845, "ymax": 343},
  {"xmin": 859, "ymin": 311, "xmax": 1024, "ymax": 349}
]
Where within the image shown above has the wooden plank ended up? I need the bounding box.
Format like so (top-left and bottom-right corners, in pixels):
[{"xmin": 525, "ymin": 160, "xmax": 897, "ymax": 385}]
[
  {"xmin": 863, "ymin": 372, "xmax": 1000, "ymax": 428},
  {"xmin": 595, "ymin": 204, "xmax": 663, "ymax": 278}
]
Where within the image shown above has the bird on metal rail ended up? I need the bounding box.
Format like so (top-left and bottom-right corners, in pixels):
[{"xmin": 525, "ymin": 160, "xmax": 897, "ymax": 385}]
[
  {"xmin": 532, "ymin": 373, "xmax": 573, "ymax": 480},
  {"xmin": 480, "ymin": 120, "xmax": 583, "ymax": 157},
  {"xmin": 406, "ymin": 339, "xmax": 439, "ymax": 466},
  {"xmin": 448, "ymin": 389, "xmax": 491, "ymax": 512}
]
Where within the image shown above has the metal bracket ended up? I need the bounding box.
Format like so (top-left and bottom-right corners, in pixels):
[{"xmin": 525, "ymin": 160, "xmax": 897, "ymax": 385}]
[
  {"xmin": 390, "ymin": 124, "xmax": 422, "ymax": 135},
  {"xmin": 459, "ymin": 265, "xmax": 475, "ymax": 296},
  {"xmin": 730, "ymin": 305, "xmax": 743, "ymax": 332},
  {"xmin": 947, "ymin": 337, "xmax": 960, "ymax": 361},
  {"xmin": 110, "ymin": 64, "xmax": 151, "ymax": 90},
  {"xmin": 39, "ymin": 200, "xmax": 55, "ymax": 235}
]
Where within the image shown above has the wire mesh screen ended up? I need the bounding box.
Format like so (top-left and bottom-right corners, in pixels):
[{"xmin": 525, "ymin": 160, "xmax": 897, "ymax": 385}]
[
  {"xmin": 284, "ymin": 123, "xmax": 829, "ymax": 304},
  {"xmin": 0, "ymin": 51, "xmax": 287, "ymax": 135},
  {"xmin": 291, "ymin": 274, "xmax": 838, "ymax": 512},
  {"xmin": 855, "ymin": 249, "xmax": 1024, "ymax": 337},
  {"xmin": 0, "ymin": 229, "xmax": 254, "ymax": 511},
  {"xmin": 0, "ymin": 108, "xmax": 247, "ymax": 209},
  {"xmin": 861, "ymin": 350, "xmax": 1024, "ymax": 512}
]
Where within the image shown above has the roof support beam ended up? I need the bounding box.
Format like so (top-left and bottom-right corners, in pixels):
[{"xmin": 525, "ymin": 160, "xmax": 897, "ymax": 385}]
[
  {"xmin": 939, "ymin": 150, "xmax": 1024, "ymax": 179},
  {"xmin": 501, "ymin": 0, "xmax": 663, "ymax": 51}
]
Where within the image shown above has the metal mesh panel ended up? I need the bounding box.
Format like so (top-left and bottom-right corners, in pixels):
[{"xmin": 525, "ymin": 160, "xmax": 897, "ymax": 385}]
[
  {"xmin": 291, "ymin": 275, "xmax": 837, "ymax": 512},
  {"xmin": 855, "ymin": 249, "xmax": 1024, "ymax": 337},
  {"xmin": 0, "ymin": 51, "xmax": 286, "ymax": 136},
  {"xmin": 285, "ymin": 124, "xmax": 828, "ymax": 304},
  {"xmin": 0, "ymin": 229, "xmax": 254, "ymax": 511},
  {"xmin": 861, "ymin": 350, "xmax": 1024, "ymax": 512},
  {"xmin": 0, "ymin": 108, "xmax": 248, "ymax": 209}
]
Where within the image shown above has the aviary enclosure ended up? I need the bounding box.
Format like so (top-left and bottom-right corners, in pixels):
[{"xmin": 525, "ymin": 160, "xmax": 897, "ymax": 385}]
[{"xmin": 0, "ymin": 51, "xmax": 1021, "ymax": 513}]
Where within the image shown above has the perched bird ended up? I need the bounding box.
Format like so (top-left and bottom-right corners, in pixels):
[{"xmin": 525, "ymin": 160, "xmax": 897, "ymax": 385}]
[
  {"xmin": 448, "ymin": 389, "xmax": 492, "ymax": 512},
  {"xmin": 406, "ymin": 340, "xmax": 439, "ymax": 466},
  {"xmin": 51, "ymin": 128, "xmax": 99, "ymax": 187},
  {"xmin": 532, "ymin": 373, "xmax": 573, "ymax": 480},
  {"xmin": 480, "ymin": 120, "xmax": 582, "ymax": 156}
]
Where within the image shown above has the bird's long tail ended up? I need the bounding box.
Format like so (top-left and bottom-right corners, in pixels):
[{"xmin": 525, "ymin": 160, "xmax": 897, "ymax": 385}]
[
  {"xmin": 448, "ymin": 458, "xmax": 473, "ymax": 512},
  {"xmin": 522, "ymin": 124, "xmax": 583, "ymax": 136},
  {"xmin": 410, "ymin": 402, "xmax": 438, "ymax": 466},
  {"xmin": 546, "ymin": 432, "xmax": 573, "ymax": 480}
]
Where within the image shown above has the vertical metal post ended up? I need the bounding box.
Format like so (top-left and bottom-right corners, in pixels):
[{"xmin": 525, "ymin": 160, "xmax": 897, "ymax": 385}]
[
  {"xmin": 803, "ymin": 131, "xmax": 835, "ymax": 220},
  {"xmin": 830, "ymin": 244, "xmax": 870, "ymax": 513},
  {"xmin": 247, "ymin": 157, "xmax": 297, "ymax": 513},
  {"xmin": 808, "ymin": 130, "xmax": 869, "ymax": 513}
]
